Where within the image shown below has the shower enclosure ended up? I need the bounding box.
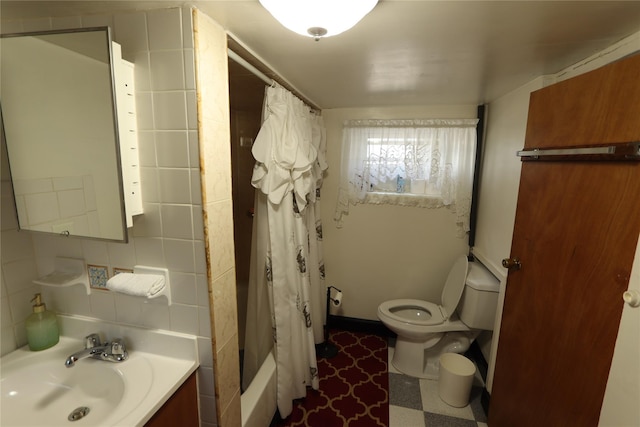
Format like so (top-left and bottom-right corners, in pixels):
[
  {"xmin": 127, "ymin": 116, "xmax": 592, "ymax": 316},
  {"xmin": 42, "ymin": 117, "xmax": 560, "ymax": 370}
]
[
  {"xmin": 229, "ymin": 57, "xmax": 279, "ymax": 426},
  {"xmin": 228, "ymin": 51, "xmax": 328, "ymax": 423},
  {"xmin": 228, "ymin": 58, "xmax": 264, "ymax": 381}
]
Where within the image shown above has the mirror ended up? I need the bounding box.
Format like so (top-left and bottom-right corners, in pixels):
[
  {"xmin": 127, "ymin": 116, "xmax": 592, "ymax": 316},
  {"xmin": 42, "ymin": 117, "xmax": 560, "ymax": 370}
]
[{"xmin": 1, "ymin": 27, "xmax": 128, "ymax": 242}]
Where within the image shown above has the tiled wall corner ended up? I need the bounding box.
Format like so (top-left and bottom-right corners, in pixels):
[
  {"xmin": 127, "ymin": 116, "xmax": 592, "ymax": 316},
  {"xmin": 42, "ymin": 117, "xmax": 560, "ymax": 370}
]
[{"xmin": 193, "ymin": 8, "xmax": 241, "ymax": 426}]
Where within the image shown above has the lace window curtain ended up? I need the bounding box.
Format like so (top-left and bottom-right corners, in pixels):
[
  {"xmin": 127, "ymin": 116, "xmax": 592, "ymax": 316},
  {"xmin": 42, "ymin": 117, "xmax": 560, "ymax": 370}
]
[{"xmin": 334, "ymin": 118, "xmax": 479, "ymax": 233}]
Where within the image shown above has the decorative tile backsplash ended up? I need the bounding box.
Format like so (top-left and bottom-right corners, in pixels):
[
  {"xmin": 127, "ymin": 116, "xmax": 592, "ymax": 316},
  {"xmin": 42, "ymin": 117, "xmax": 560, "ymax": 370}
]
[{"xmin": 87, "ymin": 264, "xmax": 109, "ymax": 289}]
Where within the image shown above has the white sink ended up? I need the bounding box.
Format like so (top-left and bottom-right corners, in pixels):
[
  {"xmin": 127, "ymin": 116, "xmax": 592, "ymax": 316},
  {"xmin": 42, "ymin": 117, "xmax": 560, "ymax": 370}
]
[{"xmin": 1, "ymin": 315, "xmax": 198, "ymax": 427}]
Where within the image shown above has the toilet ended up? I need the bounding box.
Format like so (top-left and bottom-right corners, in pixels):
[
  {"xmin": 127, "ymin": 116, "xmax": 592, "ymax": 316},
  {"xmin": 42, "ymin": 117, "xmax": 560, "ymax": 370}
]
[{"xmin": 377, "ymin": 255, "xmax": 499, "ymax": 379}]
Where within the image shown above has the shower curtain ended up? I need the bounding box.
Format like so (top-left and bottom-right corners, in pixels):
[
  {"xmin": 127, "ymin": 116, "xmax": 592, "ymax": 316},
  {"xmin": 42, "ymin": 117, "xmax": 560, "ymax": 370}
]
[{"xmin": 242, "ymin": 84, "xmax": 327, "ymax": 418}]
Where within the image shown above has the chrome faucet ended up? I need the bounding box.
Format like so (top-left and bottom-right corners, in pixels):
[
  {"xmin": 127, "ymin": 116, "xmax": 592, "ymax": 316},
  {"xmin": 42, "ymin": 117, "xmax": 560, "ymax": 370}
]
[{"xmin": 65, "ymin": 333, "xmax": 128, "ymax": 367}]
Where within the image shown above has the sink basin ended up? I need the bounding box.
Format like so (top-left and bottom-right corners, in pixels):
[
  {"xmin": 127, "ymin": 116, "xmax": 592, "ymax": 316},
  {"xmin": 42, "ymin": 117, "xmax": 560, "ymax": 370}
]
[
  {"xmin": 1, "ymin": 316, "xmax": 198, "ymax": 427},
  {"xmin": 1, "ymin": 337, "xmax": 152, "ymax": 426}
]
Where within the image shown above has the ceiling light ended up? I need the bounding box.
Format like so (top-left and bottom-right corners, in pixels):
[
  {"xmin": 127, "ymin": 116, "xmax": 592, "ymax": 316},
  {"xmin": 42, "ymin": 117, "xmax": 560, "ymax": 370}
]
[{"xmin": 258, "ymin": 0, "xmax": 378, "ymax": 41}]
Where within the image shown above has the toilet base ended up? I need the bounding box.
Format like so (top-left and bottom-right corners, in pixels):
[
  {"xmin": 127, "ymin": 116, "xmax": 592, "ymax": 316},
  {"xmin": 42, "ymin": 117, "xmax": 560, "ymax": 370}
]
[{"xmin": 391, "ymin": 330, "xmax": 479, "ymax": 379}]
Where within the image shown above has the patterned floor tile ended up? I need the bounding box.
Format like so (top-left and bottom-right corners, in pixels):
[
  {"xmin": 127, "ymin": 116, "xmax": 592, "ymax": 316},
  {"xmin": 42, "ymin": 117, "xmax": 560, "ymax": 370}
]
[
  {"xmin": 424, "ymin": 412, "xmax": 479, "ymax": 426},
  {"xmin": 389, "ymin": 372, "xmax": 423, "ymax": 410},
  {"xmin": 388, "ymin": 341, "xmax": 488, "ymax": 427},
  {"xmin": 468, "ymin": 387, "xmax": 488, "ymax": 423},
  {"xmin": 390, "ymin": 405, "xmax": 427, "ymax": 427}
]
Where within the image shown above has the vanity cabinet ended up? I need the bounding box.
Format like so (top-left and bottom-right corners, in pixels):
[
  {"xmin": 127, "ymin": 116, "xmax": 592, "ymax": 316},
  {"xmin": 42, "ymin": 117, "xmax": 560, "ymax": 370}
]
[{"xmin": 145, "ymin": 372, "xmax": 199, "ymax": 427}]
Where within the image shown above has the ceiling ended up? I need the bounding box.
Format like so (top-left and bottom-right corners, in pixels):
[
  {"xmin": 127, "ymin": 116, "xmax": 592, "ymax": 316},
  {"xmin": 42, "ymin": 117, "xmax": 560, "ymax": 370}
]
[{"xmin": 3, "ymin": 1, "xmax": 640, "ymax": 109}]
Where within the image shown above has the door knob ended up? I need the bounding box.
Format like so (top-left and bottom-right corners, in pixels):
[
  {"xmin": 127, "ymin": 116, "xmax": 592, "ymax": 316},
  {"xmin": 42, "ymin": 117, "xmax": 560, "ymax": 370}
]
[
  {"xmin": 502, "ymin": 257, "xmax": 521, "ymax": 271},
  {"xmin": 623, "ymin": 290, "xmax": 640, "ymax": 307}
]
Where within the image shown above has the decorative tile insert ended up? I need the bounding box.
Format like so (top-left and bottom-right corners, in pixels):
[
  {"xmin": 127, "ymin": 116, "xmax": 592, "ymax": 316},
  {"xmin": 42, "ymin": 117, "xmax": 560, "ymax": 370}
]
[{"xmin": 88, "ymin": 264, "xmax": 109, "ymax": 289}]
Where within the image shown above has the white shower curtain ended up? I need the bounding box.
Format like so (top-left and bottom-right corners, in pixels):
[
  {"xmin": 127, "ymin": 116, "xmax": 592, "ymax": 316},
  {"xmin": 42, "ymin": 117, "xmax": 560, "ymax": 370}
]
[{"xmin": 242, "ymin": 84, "xmax": 327, "ymax": 418}]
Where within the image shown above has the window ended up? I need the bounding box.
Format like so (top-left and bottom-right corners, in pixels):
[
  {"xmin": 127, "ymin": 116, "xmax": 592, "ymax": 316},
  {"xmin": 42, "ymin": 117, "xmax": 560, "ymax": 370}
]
[{"xmin": 335, "ymin": 118, "xmax": 478, "ymax": 232}]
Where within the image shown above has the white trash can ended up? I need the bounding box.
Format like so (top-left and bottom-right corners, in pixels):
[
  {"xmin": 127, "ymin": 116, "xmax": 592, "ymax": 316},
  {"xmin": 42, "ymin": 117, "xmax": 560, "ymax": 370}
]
[{"xmin": 438, "ymin": 353, "xmax": 476, "ymax": 407}]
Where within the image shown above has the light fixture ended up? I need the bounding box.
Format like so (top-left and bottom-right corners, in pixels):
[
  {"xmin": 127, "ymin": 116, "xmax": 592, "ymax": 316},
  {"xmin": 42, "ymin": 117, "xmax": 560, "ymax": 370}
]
[{"xmin": 258, "ymin": 0, "xmax": 378, "ymax": 41}]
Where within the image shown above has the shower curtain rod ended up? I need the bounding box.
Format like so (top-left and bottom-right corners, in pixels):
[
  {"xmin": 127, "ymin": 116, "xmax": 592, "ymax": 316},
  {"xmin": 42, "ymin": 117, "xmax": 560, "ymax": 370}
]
[
  {"xmin": 227, "ymin": 45, "xmax": 321, "ymax": 112},
  {"xmin": 228, "ymin": 49, "xmax": 273, "ymax": 86}
]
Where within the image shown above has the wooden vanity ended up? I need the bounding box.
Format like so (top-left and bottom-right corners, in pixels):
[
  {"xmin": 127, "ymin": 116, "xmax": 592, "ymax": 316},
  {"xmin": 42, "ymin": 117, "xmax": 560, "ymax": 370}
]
[{"xmin": 145, "ymin": 372, "xmax": 199, "ymax": 427}]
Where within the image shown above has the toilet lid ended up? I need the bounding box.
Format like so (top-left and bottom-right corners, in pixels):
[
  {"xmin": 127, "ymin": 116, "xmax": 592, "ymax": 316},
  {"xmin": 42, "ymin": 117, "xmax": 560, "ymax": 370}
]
[{"xmin": 440, "ymin": 255, "xmax": 469, "ymax": 320}]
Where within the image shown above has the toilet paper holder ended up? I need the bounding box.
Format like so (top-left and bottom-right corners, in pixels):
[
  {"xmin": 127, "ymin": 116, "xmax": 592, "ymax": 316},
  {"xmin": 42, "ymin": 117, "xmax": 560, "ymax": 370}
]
[
  {"xmin": 329, "ymin": 286, "xmax": 342, "ymax": 307},
  {"xmin": 316, "ymin": 285, "xmax": 342, "ymax": 359}
]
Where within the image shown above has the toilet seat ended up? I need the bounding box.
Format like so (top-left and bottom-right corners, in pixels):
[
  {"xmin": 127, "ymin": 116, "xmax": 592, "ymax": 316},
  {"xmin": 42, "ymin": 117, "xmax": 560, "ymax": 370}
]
[
  {"xmin": 379, "ymin": 299, "xmax": 445, "ymax": 326},
  {"xmin": 378, "ymin": 255, "xmax": 469, "ymax": 327}
]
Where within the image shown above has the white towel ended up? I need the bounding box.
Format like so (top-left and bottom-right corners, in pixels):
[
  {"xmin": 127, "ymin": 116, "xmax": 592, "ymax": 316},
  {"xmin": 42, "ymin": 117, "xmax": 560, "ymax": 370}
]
[{"xmin": 106, "ymin": 273, "xmax": 165, "ymax": 297}]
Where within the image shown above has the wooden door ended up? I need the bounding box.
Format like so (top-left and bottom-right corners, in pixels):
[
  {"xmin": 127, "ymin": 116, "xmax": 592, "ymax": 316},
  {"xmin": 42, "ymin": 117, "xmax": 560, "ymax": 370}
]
[{"xmin": 489, "ymin": 54, "xmax": 640, "ymax": 426}]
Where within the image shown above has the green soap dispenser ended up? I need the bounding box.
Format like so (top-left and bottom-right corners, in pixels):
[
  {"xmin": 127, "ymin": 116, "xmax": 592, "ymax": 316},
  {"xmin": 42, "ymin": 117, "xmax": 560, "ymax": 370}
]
[{"xmin": 26, "ymin": 293, "xmax": 60, "ymax": 351}]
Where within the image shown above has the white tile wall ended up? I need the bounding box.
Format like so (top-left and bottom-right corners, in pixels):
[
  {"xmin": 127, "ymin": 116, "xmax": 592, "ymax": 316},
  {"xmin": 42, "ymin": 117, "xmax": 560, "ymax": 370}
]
[
  {"xmin": 0, "ymin": 7, "xmax": 217, "ymax": 426},
  {"xmin": 156, "ymin": 131, "xmax": 190, "ymax": 167}
]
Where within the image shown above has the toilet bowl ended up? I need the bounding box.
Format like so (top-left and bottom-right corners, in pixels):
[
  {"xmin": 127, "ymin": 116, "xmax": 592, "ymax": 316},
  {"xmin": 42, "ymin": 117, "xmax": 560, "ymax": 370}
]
[{"xmin": 378, "ymin": 255, "xmax": 499, "ymax": 379}]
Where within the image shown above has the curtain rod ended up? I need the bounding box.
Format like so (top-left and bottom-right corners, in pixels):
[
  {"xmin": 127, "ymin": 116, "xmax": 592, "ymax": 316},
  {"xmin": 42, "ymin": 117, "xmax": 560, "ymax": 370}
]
[
  {"xmin": 226, "ymin": 41, "xmax": 321, "ymax": 112},
  {"xmin": 228, "ymin": 49, "xmax": 273, "ymax": 86}
]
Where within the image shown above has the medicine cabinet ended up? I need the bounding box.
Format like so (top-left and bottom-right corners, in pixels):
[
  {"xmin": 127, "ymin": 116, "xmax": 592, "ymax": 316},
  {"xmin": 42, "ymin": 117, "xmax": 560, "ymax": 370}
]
[{"xmin": 0, "ymin": 27, "xmax": 141, "ymax": 242}]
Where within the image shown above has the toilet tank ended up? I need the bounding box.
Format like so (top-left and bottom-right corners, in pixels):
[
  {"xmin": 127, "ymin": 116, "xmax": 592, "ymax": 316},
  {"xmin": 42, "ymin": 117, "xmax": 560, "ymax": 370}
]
[{"xmin": 457, "ymin": 261, "xmax": 500, "ymax": 330}]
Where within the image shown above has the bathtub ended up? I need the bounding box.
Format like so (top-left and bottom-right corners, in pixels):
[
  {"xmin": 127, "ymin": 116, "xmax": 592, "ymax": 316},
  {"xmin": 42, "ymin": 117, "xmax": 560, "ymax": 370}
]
[{"xmin": 241, "ymin": 350, "xmax": 277, "ymax": 427}]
